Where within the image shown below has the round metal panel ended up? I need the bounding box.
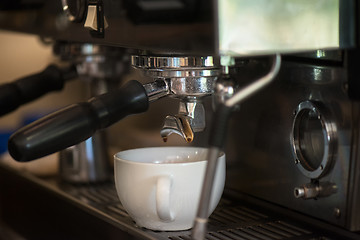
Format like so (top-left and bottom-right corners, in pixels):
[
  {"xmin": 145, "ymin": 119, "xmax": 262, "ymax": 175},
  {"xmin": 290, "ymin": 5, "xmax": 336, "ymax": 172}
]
[{"xmin": 291, "ymin": 100, "xmax": 337, "ymax": 179}]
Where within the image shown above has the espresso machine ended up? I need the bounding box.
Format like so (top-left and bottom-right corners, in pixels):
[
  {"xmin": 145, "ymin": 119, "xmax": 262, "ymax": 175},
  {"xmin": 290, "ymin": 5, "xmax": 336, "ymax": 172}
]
[{"xmin": 1, "ymin": 0, "xmax": 360, "ymax": 239}]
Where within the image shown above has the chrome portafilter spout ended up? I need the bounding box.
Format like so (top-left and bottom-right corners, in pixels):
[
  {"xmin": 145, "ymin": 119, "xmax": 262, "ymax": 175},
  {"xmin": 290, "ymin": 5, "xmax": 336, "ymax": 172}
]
[
  {"xmin": 161, "ymin": 101, "xmax": 205, "ymax": 143},
  {"xmin": 192, "ymin": 54, "xmax": 282, "ymax": 240},
  {"xmin": 131, "ymin": 55, "xmax": 220, "ymax": 143},
  {"xmin": 55, "ymin": 42, "xmax": 129, "ymax": 183}
]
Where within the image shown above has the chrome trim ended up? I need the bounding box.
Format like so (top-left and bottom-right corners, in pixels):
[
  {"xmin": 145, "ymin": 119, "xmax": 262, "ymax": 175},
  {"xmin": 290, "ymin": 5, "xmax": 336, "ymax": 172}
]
[{"xmin": 291, "ymin": 100, "xmax": 337, "ymax": 179}]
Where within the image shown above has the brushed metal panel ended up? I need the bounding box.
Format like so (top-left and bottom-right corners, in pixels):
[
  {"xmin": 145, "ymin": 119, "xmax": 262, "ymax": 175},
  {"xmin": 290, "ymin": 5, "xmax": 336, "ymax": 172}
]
[{"xmin": 218, "ymin": 0, "xmax": 340, "ymax": 56}]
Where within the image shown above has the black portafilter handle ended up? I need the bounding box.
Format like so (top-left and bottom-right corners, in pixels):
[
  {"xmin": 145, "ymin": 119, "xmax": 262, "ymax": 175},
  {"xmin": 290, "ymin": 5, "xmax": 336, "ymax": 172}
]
[
  {"xmin": 0, "ymin": 64, "xmax": 77, "ymax": 117},
  {"xmin": 8, "ymin": 80, "xmax": 149, "ymax": 162}
]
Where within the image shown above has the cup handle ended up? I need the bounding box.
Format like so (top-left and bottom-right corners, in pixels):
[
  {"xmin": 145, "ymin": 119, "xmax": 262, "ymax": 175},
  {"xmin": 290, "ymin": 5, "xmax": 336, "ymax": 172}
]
[{"xmin": 156, "ymin": 175, "xmax": 175, "ymax": 222}]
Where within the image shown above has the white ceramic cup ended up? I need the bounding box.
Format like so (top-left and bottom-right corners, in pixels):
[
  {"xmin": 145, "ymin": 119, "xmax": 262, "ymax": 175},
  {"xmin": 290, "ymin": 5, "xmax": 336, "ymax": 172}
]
[{"xmin": 114, "ymin": 146, "xmax": 226, "ymax": 231}]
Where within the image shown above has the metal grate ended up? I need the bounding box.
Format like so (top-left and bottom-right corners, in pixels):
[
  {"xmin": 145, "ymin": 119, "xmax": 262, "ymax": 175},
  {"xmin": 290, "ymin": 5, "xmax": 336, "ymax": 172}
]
[
  {"xmin": 168, "ymin": 220, "xmax": 314, "ymax": 240},
  {"xmin": 209, "ymin": 221, "xmax": 312, "ymax": 240},
  {"xmin": 56, "ymin": 181, "xmax": 345, "ymax": 240}
]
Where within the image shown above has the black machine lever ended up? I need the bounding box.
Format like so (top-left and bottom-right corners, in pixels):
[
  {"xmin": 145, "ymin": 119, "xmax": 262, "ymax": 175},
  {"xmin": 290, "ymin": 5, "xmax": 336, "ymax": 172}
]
[
  {"xmin": 8, "ymin": 80, "xmax": 149, "ymax": 162},
  {"xmin": 0, "ymin": 64, "xmax": 77, "ymax": 117}
]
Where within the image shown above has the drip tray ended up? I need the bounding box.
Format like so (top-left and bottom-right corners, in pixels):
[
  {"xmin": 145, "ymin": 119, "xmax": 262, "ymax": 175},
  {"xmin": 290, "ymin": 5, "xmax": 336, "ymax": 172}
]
[
  {"xmin": 57, "ymin": 183, "xmax": 337, "ymax": 240},
  {"xmin": 0, "ymin": 165, "xmax": 358, "ymax": 240}
]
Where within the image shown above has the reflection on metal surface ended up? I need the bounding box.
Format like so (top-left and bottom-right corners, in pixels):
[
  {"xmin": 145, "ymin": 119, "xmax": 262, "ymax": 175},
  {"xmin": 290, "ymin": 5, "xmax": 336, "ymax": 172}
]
[
  {"xmin": 160, "ymin": 115, "xmax": 194, "ymax": 143},
  {"xmin": 291, "ymin": 50, "xmax": 343, "ymax": 62},
  {"xmin": 131, "ymin": 55, "xmax": 219, "ymax": 98},
  {"xmin": 218, "ymin": 0, "xmax": 340, "ymax": 56},
  {"xmin": 316, "ymin": 50, "xmax": 327, "ymax": 58},
  {"xmin": 313, "ymin": 68, "xmax": 324, "ymax": 82},
  {"xmin": 143, "ymin": 79, "xmax": 170, "ymax": 102},
  {"xmin": 160, "ymin": 101, "xmax": 204, "ymax": 142},
  {"xmin": 131, "ymin": 55, "xmax": 217, "ymax": 70}
]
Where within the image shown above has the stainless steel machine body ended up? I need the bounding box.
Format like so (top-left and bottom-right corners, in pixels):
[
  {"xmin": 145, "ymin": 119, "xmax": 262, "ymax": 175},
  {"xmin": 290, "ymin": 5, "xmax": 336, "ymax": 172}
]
[
  {"xmin": 1, "ymin": 0, "xmax": 360, "ymax": 239},
  {"xmin": 224, "ymin": 52, "xmax": 360, "ymax": 231}
]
